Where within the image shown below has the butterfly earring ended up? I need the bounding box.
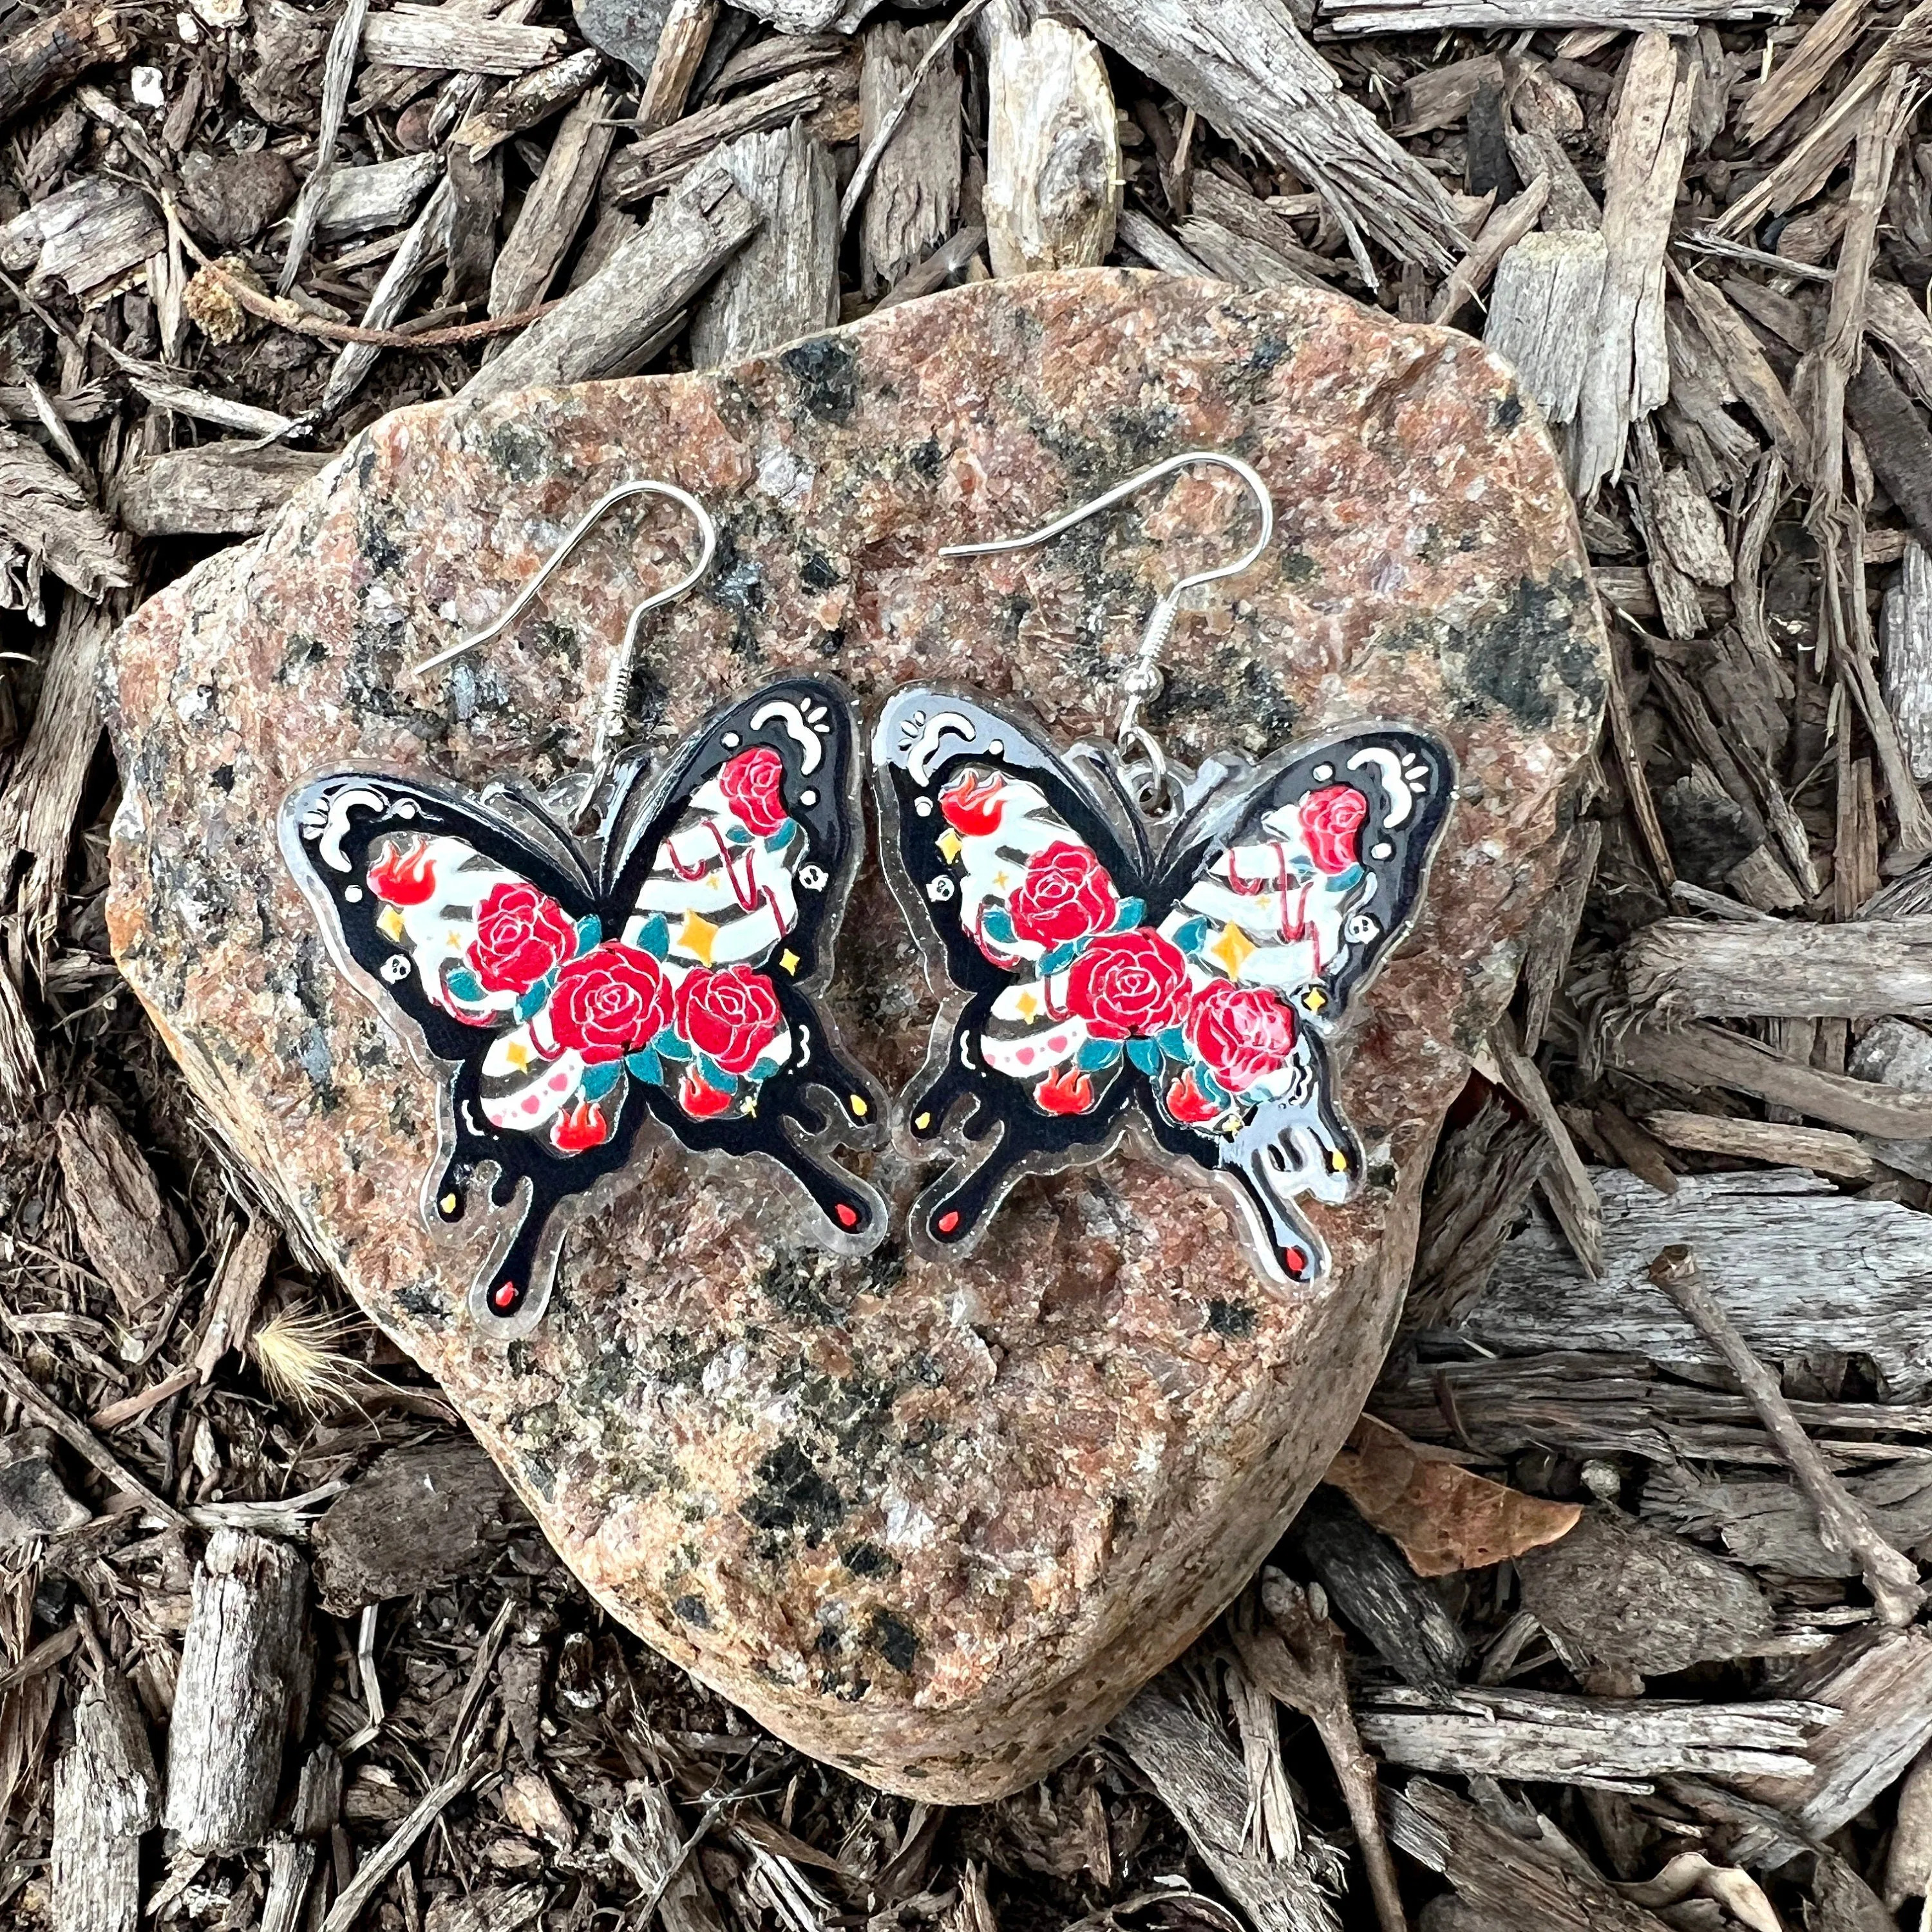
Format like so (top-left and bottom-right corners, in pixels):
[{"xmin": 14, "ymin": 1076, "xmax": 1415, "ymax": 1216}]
[
  {"xmin": 873, "ymin": 452, "xmax": 1456, "ymax": 1289},
  {"xmin": 281, "ymin": 480, "xmax": 886, "ymax": 1338}
]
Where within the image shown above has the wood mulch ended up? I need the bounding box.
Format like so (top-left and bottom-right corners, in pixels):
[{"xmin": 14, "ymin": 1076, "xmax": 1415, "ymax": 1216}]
[{"xmin": 1, "ymin": 0, "xmax": 1931, "ymax": 1927}]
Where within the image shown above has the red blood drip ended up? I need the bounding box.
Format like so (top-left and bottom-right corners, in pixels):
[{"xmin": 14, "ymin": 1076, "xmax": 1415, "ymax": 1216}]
[
  {"xmin": 490, "ymin": 1280, "xmax": 520, "ymax": 1312},
  {"xmin": 1282, "ymin": 1246, "xmax": 1309, "ymax": 1278},
  {"xmin": 936, "ymin": 1209, "xmax": 961, "ymax": 1236},
  {"xmin": 835, "ymin": 1202, "xmax": 860, "ymax": 1229}
]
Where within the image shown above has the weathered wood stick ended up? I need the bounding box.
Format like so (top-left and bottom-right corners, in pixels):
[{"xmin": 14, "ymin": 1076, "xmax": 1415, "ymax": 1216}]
[
  {"xmin": 1326, "ymin": 0, "xmax": 1792, "ymax": 28},
  {"xmin": 605, "ymin": 66, "xmax": 842, "ymax": 206},
  {"xmin": 1849, "ymin": 351, "xmax": 1932, "ymax": 556},
  {"xmin": 1059, "ymin": 0, "xmax": 1464, "ymax": 280},
  {"xmin": 1482, "ymin": 229, "xmax": 1605, "ymax": 425},
  {"xmin": 1430, "ymin": 174, "xmax": 1548, "ymax": 323},
  {"xmin": 0, "ymin": 4, "xmax": 130, "ymax": 132},
  {"xmin": 689, "ymin": 122, "xmax": 837, "ymax": 369},
  {"xmin": 1883, "ymin": 540, "xmax": 1932, "ymax": 783},
  {"xmin": 53, "ymin": 1671, "xmax": 158, "ymax": 1932},
  {"xmin": 1607, "ymin": 1020, "xmax": 1932, "ymax": 1137},
  {"xmin": 486, "ymin": 80, "xmax": 615, "ymax": 319},
  {"xmin": 634, "ymin": 0, "xmax": 717, "ymax": 135},
  {"xmin": 453, "ymin": 45, "xmax": 603, "ymax": 156},
  {"xmin": 1647, "ymin": 1244, "xmax": 1924, "ymax": 1626},
  {"xmin": 1111, "ymin": 1676, "xmax": 1342, "ymax": 1932},
  {"xmin": 1643, "ymin": 1110, "xmax": 1873, "ymax": 1180},
  {"xmin": 118, "ymin": 448, "xmax": 333, "ymax": 539},
  {"xmin": 162, "ymin": 1531, "xmax": 311, "ymax": 1852},
  {"xmin": 462, "ymin": 162, "xmax": 757, "ymax": 401},
  {"xmin": 854, "ymin": 16, "xmax": 965, "ymax": 294},
  {"xmin": 361, "ymin": 5, "xmax": 566, "ymax": 74},
  {"xmin": 1236, "ymin": 1577, "xmax": 1407, "ymax": 1932},
  {"xmin": 1620, "ymin": 915, "xmax": 1932, "ymax": 1019}
]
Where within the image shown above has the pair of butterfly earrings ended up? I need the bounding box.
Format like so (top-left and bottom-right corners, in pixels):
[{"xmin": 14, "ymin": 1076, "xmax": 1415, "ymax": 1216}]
[{"xmin": 281, "ymin": 453, "xmax": 1455, "ymax": 1338}]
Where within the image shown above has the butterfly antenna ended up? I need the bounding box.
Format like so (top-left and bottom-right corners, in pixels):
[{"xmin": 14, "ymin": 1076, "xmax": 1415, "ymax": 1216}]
[{"xmin": 936, "ymin": 451, "xmax": 1273, "ymax": 766}]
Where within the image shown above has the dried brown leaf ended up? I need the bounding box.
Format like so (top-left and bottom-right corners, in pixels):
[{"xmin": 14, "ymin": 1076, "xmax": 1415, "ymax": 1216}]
[{"xmin": 1323, "ymin": 1414, "xmax": 1580, "ymax": 1577}]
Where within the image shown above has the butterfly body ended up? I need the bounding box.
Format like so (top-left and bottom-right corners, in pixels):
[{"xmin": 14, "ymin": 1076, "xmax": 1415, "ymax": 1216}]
[
  {"xmin": 873, "ymin": 687, "xmax": 1455, "ymax": 1285},
  {"xmin": 281, "ymin": 677, "xmax": 885, "ymax": 1335}
]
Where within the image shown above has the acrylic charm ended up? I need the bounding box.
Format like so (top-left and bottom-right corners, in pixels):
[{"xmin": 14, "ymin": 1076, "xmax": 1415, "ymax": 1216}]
[
  {"xmin": 280, "ymin": 486, "xmax": 884, "ymax": 1336},
  {"xmin": 875, "ymin": 453, "xmax": 1455, "ymax": 1286}
]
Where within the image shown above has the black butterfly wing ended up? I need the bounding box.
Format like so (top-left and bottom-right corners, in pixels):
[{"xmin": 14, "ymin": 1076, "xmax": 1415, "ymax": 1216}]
[
  {"xmin": 281, "ymin": 771, "xmax": 635, "ymax": 1332},
  {"xmin": 873, "ymin": 686, "xmax": 1160, "ymax": 1254},
  {"xmin": 601, "ymin": 676, "xmax": 887, "ymax": 1255},
  {"xmin": 1139, "ymin": 727, "xmax": 1457, "ymax": 1282}
]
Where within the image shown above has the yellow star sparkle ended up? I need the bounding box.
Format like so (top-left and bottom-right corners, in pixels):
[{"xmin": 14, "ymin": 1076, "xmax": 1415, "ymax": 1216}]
[
  {"xmin": 504, "ymin": 1042, "xmax": 531, "ymax": 1071},
  {"xmin": 1014, "ymin": 990, "xmax": 1040, "ymax": 1018},
  {"xmin": 1208, "ymin": 922, "xmax": 1256, "ymax": 979},
  {"xmin": 377, "ymin": 905, "xmax": 406, "ymax": 942},
  {"xmin": 936, "ymin": 828, "xmax": 963, "ymax": 864},
  {"xmin": 913, "ymin": 1110, "xmax": 932, "ymax": 1132},
  {"xmin": 1303, "ymin": 985, "xmax": 1327, "ymax": 1014},
  {"xmin": 440, "ymin": 1192, "xmax": 458, "ymax": 1214},
  {"xmin": 677, "ymin": 910, "xmax": 720, "ymax": 964},
  {"xmin": 779, "ymin": 948, "xmax": 801, "ymax": 974}
]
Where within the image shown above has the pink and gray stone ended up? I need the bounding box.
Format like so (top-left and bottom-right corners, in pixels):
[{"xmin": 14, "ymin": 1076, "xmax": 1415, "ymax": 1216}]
[{"xmin": 104, "ymin": 270, "xmax": 1604, "ymax": 1800}]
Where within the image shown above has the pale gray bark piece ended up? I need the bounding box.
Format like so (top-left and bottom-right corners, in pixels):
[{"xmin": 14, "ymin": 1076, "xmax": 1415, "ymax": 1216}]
[
  {"xmin": 53, "ymin": 1104, "xmax": 180, "ymax": 1316},
  {"xmin": 1869, "ymin": 279, "xmax": 1932, "ymax": 414},
  {"xmin": 1361, "ymin": 1683, "xmax": 1827, "ymax": 1785},
  {"xmin": 1115, "ymin": 207, "xmax": 1215, "ymax": 279},
  {"xmin": 981, "ymin": 3, "xmax": 1119, "ymax": 279},
  {"xmin": 1569, "ymin": 32, "xmax": 1694, "ymax": 497},
  {"xmin": 1462, "ymin": 1167, "xmax": 1932, "ymax": 1396},
  {"xmin": 361, "ymin": 5, "xmax": 565, "ymax": 72},
  {"xmin": 857, "ymin": 19, "xmax": 961, "ymax": 297},
  {"xmin": 1390, "ymin": 1780, "xmax": 1678, "ymax": 1932},
  {"xmin": 462, "ymin": 162, "xmax": 757, "ymax": 402},
  {"xmin": 1647, "ymin": 1459, "xmax": 1932, "ymax": 1578},
  {"xmin": 1882, "ymin": 540, "xmax": 1932, "ymax": 783},
  {"xmin": 162, "ymin": 1530, "xmax": 311, "ymax": 1854},
  {"xmin": 1324, "ymin": 0, "xmax": 1792, "ymax": 26},
  {"xmin": 0, "ymin": 424, "xmax": 129, "ymax": 609},
  {"xmin": 0, "ymin": 176, "xmax": 164, "ymax": 296},
  {"xmin": 1484, "ymin": 234, "xmax": 1607, "ymax": 427},
  {"xmin": 451, "ymin": 44, "xmax": 603, "ymax": 156},
  {"xmin": 1515, "ymin": 1507, "xmax": 1773, "ymax": 1674},
  {"xmin": 53, "ymin": 1671, "xmax": 158, "ymax": 1932},
  {"xmin": 606, "ymin": 1780, "xmax": 727, "ymax": 1932},
  {"xmin": 260, "ymin": 1839, "xmax": 317, "ymax": 1932},
  {"xmin": 277, "ymin": 0, "xmax": 368, "ymax": 291},
  {"xmin": 118, "ymin": 447, "xmax": 334, "ymax": 539},
  {"xmin": 1607, "ymin": 1018, "xmax": 1932, "ymax": 1138},
  {"xmin": 486, "ymin": 80, "xmax": 616, "ymax": 319},
  {"xmin": 1110, "ymin": 1676, "xmax": 1341, "ymax": 1932},
  {"xmin": 1736, "ymin": 1629, "xmax": 1932, "ymax": 1862},
  {"xmin": 1620, "ymin": 914, "xmax": 1932, "ymax": 1019},
  {"xmin": 1852, "ymin": 1016, "xmax": 1932, "ymax": 1182},
  {"xmin": 1059, "ymin": 0, "xmax": 1464, "ymax": 280},
  {"xmin": 690, "ymin": 122, "xmax": 837, "ymax": 369},
  {"xmin": 298, "ymin": 152, "xmax": 440, "ymax": 243},
  {"xmin": 319, "ymin": 175, "xmax": 455, "ymax": 419}
]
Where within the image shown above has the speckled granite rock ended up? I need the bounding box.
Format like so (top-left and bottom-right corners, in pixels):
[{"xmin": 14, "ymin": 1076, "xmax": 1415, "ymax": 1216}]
[{"xmin": 104, "ymin": 270, "xmax": 1604, "ymax": 1800}]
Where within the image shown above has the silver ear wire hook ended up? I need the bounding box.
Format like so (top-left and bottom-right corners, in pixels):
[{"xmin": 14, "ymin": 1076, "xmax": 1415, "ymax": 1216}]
[
  {"xmin": 936, "ymin": 451, "xmax": 1274, "ymax": 797},
  {"xmin": 410, "ymin": 479, "xmax": 717, "ymax": 817}
]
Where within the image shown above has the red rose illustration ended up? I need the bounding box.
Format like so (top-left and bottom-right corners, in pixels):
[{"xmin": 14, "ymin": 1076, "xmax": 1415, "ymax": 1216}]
[
  {"xmin": 467, "ymin": 881, "xmax": 576, "ymax": 995},
  {"xmin": 678, "ymin": 1068, "xmax": 735, "ymax": 1117},
  {"xmin": 368, "ymin": 837, "xmax": 437, "ymax": 906},
  {"xmin": 1165, "ymin": 1068, "xmax": 1223, "ymax": 1126},
  {"xmin": 1188, "ymin": 980, "xmax": 1298, "ymax": 1095},
  {"xmin": 1009, "ymin": 842, "xmax": 1119, "ymax": 948},
  {"xmin": 676, "ymin": 964, "xmax": 783, "ymax": 1075},
  {"xmin": 1300, "ymin": 784, "xmax": 1368, "ymax": 875},
  {"xmin": 1065, "ymin": 928, "xmax": 1189, "ymax": 1040},
  {"xmin": 1036, "ymin": 1065, "xmax": 1096, "ymax": 1115},
  {"xmin": 544, "ymin": 942, "xmax": 673, "ymax": 1064},
  {"xmin": 551, "ymin": 1097, "xmax": 609, "ymax": 1152},
  {"xmin": 939, "ymin": 769, "xmax": 1006, "ymax": 837},
  {"xmin": 719, "ymin": 744, "xmax": 788, "ymax": 837}
]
